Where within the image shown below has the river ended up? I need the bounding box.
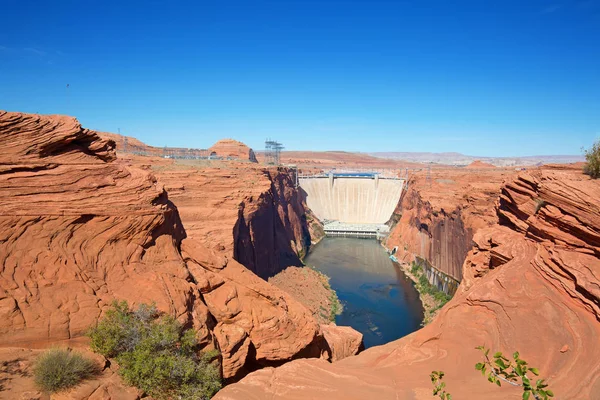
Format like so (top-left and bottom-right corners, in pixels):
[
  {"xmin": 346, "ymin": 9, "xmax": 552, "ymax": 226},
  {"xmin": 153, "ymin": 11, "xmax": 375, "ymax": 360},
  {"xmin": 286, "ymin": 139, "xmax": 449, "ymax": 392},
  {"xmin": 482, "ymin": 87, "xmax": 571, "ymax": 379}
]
[{"xmin": 304, "ymin": 237, "xmax": 423, "ymax": 348}]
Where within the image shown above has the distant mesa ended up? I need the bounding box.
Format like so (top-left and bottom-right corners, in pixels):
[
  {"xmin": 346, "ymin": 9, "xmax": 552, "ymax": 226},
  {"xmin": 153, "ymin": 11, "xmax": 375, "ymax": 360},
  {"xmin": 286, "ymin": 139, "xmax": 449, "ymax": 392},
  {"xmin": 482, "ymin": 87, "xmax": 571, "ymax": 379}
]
[
  {"xmin": 465, "ymin": 160, "xmax": 496, "ymax": 169},
  {"xmin": 209, "ymin": 138, "xmax": 258, "ymax": 163}
]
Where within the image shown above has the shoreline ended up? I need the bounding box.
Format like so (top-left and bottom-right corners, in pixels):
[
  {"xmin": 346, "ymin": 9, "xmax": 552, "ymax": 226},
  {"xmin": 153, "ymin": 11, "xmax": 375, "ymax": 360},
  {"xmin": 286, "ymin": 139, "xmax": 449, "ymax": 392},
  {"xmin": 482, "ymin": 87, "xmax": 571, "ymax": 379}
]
[{"xmin": 392, "ymin": 260, "xmax": 449, "ymax": 325}]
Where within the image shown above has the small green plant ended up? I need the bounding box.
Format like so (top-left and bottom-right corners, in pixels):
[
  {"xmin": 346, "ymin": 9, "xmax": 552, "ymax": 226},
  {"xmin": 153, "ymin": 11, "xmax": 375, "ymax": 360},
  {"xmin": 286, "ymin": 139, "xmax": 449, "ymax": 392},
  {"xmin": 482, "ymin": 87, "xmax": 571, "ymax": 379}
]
[
  {"xmin": 583, "ymin": 139, "xmax": 600, "ymax": 179},
  {"xmin": 88, "ymin": 301, "xmax": 221, "ymax": 400},
  {"xmin": 430, "ymin": 370, "xmax": 451, "ymax": 400},
  {"xmin": 475, "ymin": 346, "xmax": 554, "ymax": 400},
  {"xmin": 430, "ymin": 347, "xmax": 553, "ymax": 400},
  {"xmin": 33, "ymin": 348, "xmax": 99, "ymax": 393}
]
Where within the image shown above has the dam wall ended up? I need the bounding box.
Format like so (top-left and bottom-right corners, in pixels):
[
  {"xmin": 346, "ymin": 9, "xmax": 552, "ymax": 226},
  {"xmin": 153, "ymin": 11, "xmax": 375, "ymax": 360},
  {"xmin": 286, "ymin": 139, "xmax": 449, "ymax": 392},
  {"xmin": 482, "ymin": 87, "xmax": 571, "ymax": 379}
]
[{"xmin": 299, "ymin": 176, "xmax": 405, "ymax": 224}]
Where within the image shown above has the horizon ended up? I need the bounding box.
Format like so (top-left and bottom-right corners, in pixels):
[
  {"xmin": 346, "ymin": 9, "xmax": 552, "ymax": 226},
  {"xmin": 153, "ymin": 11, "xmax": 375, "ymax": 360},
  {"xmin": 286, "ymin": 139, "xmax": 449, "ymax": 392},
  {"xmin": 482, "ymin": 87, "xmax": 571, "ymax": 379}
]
[{"xmin": 1, "ymin": 0, "xmax": 599, "ymax": 156}]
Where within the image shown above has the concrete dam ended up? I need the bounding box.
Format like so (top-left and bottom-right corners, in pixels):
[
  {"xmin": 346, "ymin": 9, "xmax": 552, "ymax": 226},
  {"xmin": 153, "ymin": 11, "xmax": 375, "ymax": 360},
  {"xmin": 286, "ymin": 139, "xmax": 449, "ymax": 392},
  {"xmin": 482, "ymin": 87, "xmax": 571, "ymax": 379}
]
[{"xmin": 299, "ymin": 172, "xmax": 405, "ymax": 236}]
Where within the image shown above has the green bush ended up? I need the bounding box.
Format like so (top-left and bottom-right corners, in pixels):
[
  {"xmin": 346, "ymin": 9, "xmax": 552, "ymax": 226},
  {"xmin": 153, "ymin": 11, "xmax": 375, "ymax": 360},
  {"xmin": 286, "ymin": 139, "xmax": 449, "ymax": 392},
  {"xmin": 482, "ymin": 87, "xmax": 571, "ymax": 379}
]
[
  {"xmin": 33, "ymin": 348, "xmax": 99, "ymax": 393},
  {"xmin": 584, "ymin": 139, "xmax": 600, "ymax": 179},
  {"xmin": 410, "ymin": 261, "xmax": 420, "ymax": 276},
  {"xmin": 88, "ymin": 301, "xmax": 221, "ymax": 400}
]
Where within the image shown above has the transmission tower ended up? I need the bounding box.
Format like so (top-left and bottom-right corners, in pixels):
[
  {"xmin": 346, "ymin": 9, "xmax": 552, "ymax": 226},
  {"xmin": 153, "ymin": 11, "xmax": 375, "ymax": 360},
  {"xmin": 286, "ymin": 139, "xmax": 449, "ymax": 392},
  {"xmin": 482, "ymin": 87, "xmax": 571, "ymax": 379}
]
[{"xmin": 265, "ymin": 138, "xmax": 284, "ymax": 165}]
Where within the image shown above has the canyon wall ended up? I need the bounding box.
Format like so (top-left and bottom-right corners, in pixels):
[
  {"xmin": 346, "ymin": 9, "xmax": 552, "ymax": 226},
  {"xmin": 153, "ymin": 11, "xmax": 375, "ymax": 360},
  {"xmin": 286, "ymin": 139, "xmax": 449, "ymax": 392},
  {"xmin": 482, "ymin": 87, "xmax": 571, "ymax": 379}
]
[
  {"xmin": 385, "ymin": 169, "xmax": 509, "ymax": 281},
  {"xmin": 149, "ymin": 163, "xmax": 321, "ymax": 280},
  {"xmin": 0, "ymin": 112, "xmax": 337, "ymax": 388},
  {"xmin": 216, "ymin": 166, "xmax": 600, "ymax": 399}
]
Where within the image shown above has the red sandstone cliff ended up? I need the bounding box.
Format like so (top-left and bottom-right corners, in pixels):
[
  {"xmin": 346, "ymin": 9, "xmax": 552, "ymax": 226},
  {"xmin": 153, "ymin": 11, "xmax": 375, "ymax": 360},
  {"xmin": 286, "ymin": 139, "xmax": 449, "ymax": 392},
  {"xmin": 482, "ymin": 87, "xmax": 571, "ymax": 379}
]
[
  {"xmin": 216, "ymin": 167, "xmax": 600, "ymax": 399},
  {"xmin": 385, "ymin": 168, "xmax": 510, "ymax": 280},
  {"xmin": 0, "ymin": 111, "xmax": 340, "ymax": 391},
  {"xmin": 146, "ymin": 164, "xmax": 321, "ymax": 279}
]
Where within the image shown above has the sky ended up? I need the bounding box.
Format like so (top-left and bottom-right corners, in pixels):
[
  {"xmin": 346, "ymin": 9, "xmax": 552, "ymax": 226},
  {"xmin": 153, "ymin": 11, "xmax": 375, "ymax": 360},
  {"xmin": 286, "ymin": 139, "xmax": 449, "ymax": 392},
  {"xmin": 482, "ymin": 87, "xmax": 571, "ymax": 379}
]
[{"xmin": 1, "ymin": 0, "xmax": 599, "ymax": 156}]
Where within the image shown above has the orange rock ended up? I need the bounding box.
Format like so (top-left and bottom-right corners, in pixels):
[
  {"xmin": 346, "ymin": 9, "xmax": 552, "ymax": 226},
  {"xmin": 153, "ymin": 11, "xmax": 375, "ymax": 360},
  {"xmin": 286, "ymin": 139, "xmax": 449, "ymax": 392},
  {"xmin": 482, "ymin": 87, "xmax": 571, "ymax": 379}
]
[
  {"xmin": 216, "ymin": 169, "xmax": 600, "ymax": 399},
  {"xmin": 209, "ymin": 139, "xmax": 258, "ymax": 162},
  {"xmin": 466, "ymin": 160, "xmax": 496, "ymax": 169},
  {"xmin": 0, "ymin": 111, "xmax": 328, "ymax": 383}
]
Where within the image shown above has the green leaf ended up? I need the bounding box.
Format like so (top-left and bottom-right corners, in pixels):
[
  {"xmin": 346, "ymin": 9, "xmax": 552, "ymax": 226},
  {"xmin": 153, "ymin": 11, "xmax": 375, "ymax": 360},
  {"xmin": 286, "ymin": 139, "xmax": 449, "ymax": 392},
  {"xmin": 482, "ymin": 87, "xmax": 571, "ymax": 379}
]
[
  {"xmin": 495, "ymin": 380, "xmax": 501, "ymax": 387},
  {"xmin": 495, "ymin": 359, "xmax": 507, "ymax": 369},
  {"xmin": 536, "ymin": 379, "xmax": 543, "ymax": 388},
  {"xmin": 529, "ymin": 367, "xmax": 539, "ymax": 376},
  {"xmin": 516, "ymin": 364, "xmax": 524, "ymax": 376},
  {"xmin": 523, "ymin": 391, "xmax": 531, "ymax": 400},
  {"xmin": 494, "ymin": 352, "xmax": 502, "ymax": 358},
  {"xmin": 447, "ymin": 394, "xmax": 452, "ymax": 400},
  {"xmin": 485, "ymin": 348, "xmax": 490, "ymax": 357},
  {"xmin": 475, "ymin": 363, "xmax": 484, "ymax": 371},
  {"xmin": 546, "ymin": 390, "xmax": 554, "ymax": 397},
  {"xmin": 513, "ymin": 351, "xmax": 520, "ymax": 360}
]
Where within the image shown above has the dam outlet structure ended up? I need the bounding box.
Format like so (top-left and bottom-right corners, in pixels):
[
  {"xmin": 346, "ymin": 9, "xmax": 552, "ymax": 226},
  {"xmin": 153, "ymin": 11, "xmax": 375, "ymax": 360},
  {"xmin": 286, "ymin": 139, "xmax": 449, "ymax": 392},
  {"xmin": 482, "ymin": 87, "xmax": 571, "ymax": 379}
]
[{"xmin": 299, "ymin": 171, "xmax": 405, "ymax": 237}]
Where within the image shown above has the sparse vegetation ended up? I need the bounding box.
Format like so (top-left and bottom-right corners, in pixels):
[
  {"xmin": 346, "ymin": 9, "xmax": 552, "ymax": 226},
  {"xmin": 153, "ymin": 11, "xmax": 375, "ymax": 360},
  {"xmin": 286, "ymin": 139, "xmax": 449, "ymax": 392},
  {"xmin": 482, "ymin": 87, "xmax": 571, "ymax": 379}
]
[
  {"xmin": 88, "ymin": 301, "xmax": 221, "ymax": 400},
  {"xmin": 583, "ymin": 139, "xmax": 600, "ymax": 179},
  {"xmin": 430, "ymin": 370, "xmax": 451, "ymax": 400},
  {"xmin": 430, "ymin": 346, "xmax": 554, "ymax": 400},
  {"xmin": 409, "ymin": 261, "xmax": 452, "ymax": 324},
  {"xmin": 33, "ymin": 348, "xmax": 99, "ymax": 393}
]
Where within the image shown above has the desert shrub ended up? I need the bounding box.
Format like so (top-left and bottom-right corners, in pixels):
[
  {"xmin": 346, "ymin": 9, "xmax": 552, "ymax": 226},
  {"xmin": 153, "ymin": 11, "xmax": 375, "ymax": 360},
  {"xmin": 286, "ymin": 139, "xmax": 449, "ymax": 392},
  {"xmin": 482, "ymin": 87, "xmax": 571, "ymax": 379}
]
[
  {"xmin": 33, "ymin": 348, "xmax": 99, "ymax": 393},
  {"xmin": 88, "ymin": 301, "xmax": 221, "ymax": 399},
  {"xmin": 584, "ymin": 139, "xmax": 600, "ymax": 179}
]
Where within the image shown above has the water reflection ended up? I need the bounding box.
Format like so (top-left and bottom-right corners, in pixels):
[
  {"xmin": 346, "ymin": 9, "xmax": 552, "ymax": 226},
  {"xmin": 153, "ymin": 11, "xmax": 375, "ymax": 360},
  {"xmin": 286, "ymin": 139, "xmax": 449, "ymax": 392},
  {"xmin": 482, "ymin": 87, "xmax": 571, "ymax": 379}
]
[{"xmin": 304, "ymin": 237, "xmax": 423, "ymax": 348}]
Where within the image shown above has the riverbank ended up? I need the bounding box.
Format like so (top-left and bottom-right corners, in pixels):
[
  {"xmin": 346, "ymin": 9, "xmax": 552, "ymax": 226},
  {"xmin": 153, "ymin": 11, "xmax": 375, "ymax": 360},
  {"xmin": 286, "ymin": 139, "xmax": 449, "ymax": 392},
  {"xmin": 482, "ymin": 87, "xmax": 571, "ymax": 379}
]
[{"xmin": 393, "ymin": 260, "xmax": 452, "ymax": 325}]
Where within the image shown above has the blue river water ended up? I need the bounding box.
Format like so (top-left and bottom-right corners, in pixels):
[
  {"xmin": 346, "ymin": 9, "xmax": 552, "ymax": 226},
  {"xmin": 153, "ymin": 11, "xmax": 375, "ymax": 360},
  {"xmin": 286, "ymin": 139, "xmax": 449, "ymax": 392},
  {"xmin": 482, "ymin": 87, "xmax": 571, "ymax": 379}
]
[{"xmin": 304, "ymin": 237, "xmax": 424, "ymax": 348}]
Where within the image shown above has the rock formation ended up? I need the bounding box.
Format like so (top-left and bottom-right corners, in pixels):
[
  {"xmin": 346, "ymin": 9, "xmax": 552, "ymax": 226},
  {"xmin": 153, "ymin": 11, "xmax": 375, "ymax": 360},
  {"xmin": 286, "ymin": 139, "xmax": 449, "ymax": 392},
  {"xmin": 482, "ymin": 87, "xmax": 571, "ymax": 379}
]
[
  {"xmin": 385, "ymin": 168, "xmax": 510, "ymax": 280},
  {"xmin": 215, "ymin": 167, "xmax": 600, "ymax": 399},
  {"xmin": 466, "ymin": 160, "xmax": 496, "ymax": 169},
  {"xmin": 209, "ymin": 139, "xmax": 258, "ymax": 163},
  {"xmin": 149, "ymin": 165, "xmax": 318, "ymax": 279},
  {"xmin": 0, "ymin": 111, "xmax": 349, "ymax": 392}
]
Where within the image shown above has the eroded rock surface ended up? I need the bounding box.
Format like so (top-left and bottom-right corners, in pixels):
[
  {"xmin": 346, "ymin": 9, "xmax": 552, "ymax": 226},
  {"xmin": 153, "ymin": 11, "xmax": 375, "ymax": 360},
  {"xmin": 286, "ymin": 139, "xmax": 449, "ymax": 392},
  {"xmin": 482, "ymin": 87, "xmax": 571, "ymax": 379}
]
[
  {"xmin": 0, "ymin": 111, "xmax": 326, "ymax": 383},
  {"xmin": 216, "ymin": 168, "xmax": 600, "ymax": 399},
  {"xmin": 385, "ymin": 167, "xmax": 511, "ymax": 280}
]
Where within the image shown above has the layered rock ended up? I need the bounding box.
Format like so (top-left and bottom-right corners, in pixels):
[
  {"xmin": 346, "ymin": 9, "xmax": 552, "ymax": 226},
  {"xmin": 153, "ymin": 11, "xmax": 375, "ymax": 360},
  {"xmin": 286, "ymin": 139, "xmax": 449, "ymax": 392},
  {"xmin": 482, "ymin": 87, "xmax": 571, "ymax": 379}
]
[
  {"xmin": 0, "ymin": 111, "xmax": 328, "ymax": 383},
  {"xmin": 209, "ymin": 139, "xmax": 258, "ymax": 163},
  {"xmin": 216, "ymin": 168, "xmax": 600, "ymax": 399},
  {"xmin": 151, "ymin": 165, "xmax": 315, "ymax": 279},
  {"xmin": 385, "ymin": 168, "xmax": 509, "ymax": 281}
]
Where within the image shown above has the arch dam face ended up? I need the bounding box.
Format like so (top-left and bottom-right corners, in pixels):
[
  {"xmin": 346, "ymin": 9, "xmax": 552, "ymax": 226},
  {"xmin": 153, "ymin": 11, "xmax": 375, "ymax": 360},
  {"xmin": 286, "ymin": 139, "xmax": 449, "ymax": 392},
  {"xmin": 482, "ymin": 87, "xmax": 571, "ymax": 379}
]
[{"xmin": 299, "ymin": 172, "xmax": 405, "ymax": 237}]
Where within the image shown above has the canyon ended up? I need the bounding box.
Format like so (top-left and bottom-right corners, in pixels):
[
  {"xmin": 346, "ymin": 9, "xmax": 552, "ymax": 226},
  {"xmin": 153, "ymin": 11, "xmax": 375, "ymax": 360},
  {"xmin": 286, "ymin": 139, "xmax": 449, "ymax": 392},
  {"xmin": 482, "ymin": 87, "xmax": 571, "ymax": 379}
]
[
  {"xmin": 0, "ymin": 110, "xmax": 598, "ymax": 399},
  {"xmin": 215, "ymin": 164, "xmax": 600, "ymax": 399},
  {"xmin": 0, "ymin": 111, "xmax": 360, "ymax": 398}
]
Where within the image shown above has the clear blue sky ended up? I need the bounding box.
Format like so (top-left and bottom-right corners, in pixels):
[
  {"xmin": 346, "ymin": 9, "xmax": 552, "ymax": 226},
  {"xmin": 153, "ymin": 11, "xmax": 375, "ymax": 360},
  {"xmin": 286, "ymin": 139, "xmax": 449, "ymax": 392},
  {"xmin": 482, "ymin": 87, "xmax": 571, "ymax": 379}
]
[{"xmin": 1, "ymin": 0, "xmax": 598, "ymax": 156}]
